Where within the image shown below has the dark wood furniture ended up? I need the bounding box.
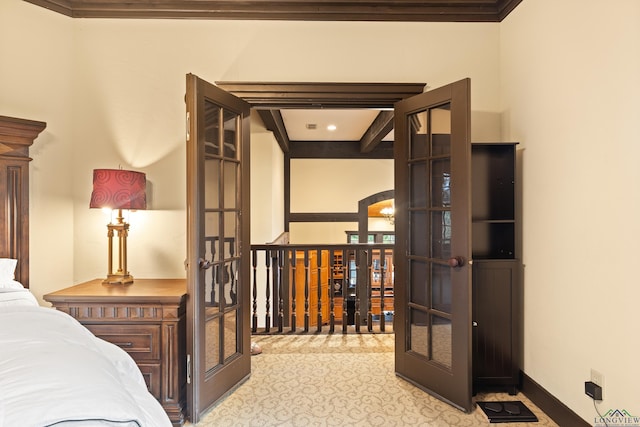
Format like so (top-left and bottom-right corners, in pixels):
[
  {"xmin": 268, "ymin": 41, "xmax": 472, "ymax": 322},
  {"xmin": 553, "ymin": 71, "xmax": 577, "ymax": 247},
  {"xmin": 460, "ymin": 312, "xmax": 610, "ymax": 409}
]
[
  {"xmin": 471, "ymin": 143, "xmax": 521, "ymax": 394},
  {"xmin": 43, "ymin": 278, "xmax": 187, "ymax": 426},
  {"xmin": 0, "ymin": 115, "xmax": 46, "ymax": 289}
]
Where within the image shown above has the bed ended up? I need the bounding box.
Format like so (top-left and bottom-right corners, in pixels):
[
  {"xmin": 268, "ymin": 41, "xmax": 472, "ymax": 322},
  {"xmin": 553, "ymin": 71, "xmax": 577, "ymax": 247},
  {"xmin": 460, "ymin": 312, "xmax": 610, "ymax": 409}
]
[
  {"xmin": 0, "ymin": 282, "xmax": 172, "ymax": 427},
  {"xmin": 0, "ymin": 116, "xmax": 172, "ymax": 426}
]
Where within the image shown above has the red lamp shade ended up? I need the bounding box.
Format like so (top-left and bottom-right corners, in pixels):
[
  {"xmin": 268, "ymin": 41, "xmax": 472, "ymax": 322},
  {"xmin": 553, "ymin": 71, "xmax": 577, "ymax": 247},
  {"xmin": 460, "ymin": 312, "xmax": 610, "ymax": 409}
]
[{"xmin": 90, "ymin": 169, "xmax": 147, "ymax": 210}]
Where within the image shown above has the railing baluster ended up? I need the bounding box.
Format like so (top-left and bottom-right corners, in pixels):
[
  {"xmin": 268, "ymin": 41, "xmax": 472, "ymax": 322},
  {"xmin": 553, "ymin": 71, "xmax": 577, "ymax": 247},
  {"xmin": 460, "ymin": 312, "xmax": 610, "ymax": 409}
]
[
  {"xmin": 341, "ymin": 249, "xmax": 348, "ymax": 334},
  {"xmin": 329, "ymin": 249, "xmax": 335, "ymax": 333},
  {"xmin": 316, "ymin": 249, "xmax": 323, "ymax": 332},
  {"xmin": 379, "ymin": 248, "xmax": 386, "ymax": 332},
  {"xmin": 277, "ymin": 249, "xmax": 284, "ymax": 332},
  {"xmin": 250, "ymin": 243, "xmax": 393, "ymax": 335},
  {"xmin": 264, "ymin": 252, "xmax": 271, "ymax": 333},
  {"xmin": 252, "ymin": 249, "xmax": 258, "ymax": 333},
  {"xmin": 303, "ymin": 250, "xmax": 310, "ymax": 332},
  {"xmin": 354, "ymin": 249, "xmax": 361, "ymax": 333},
  {"xmin": 367, "ymin": 249, "xmax": 373, "ymax": 332},
  {"xmin": 290, "ymin": 249, "xmax": 297, "ymax": 332}
]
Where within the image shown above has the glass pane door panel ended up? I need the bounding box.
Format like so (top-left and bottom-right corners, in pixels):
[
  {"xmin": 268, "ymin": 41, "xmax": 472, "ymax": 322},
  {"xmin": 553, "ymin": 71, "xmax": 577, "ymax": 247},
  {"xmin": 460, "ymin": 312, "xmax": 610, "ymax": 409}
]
[
  {"xmin": 224, "ymin": 213, "xmax": 237, "ymax": 257},
  {"xmin": 430, "ymin": 159, "xmax": 451, "ymax": 208},
  {"xmin": 409, "ymin": 308, "xmax": 429, "ymax": 358},
  {"xmin": 204, "ymin": 237, "xmax": 215, "ymax": 265},
  {"xmin": 204, "ymin": 160, "xmax": 220, "ymax": 209},
  {"xmin": 227, "ymin": 259, "xmax": 239, "ymax": 306},
  {"xmin": 430, "ymin": 211, "xmax": 451, "ymax": 260},
  {"xmin": 410, "ymin": 162, "xmax": 427, "ymax": 207},
  {"xmin": 223, "ymin": 162, "xmax": 237, "ymax": 209},
  {"xmin": 409, "ymin": 211, "xmax": 427, "ymax": 256},
  {"xmin": 409, "ymin": 259, "xmax": 428, "ymax": 306},
  {"xmin": 205, "ymin": 315, "xmax": 221, "ymax": 371},
  {"xmin": 222, "ymin": 110, "xmax": 238, "ymax": 159},
  {"xmin": 431, "ymin": 133, "xmax": 451, "ymax": 156},
  {"xmin": 204, "ymin": 213, "xmax": 219, "ymax": 243},
  {"xmin": 204, "ymin": 102, "xmax": 221, "ymax": 156},
  {"xmin": 431, "ymin": 316, "xmax": 452, "ymax": 369},
  {"xmin": 430, "ymin": 104, "xmax": 451, "ymax": 146},
  {"xmin": 430, "ymin": 264, "xmax": 452, "ymax": 312},
  {"xmin": 214, "ymin": 263, "xmax": 229, "ymax": 306},
  {"xmin": 204, "ymin": 263, "xmax": 215, "ymax": 307},
  {"xmin": 409, "ymin": 111, "xmax": 428, "ymax": 159},
  {"xmin": 223, "ymin": 311, "xmax": 238, "ymax": 361}
]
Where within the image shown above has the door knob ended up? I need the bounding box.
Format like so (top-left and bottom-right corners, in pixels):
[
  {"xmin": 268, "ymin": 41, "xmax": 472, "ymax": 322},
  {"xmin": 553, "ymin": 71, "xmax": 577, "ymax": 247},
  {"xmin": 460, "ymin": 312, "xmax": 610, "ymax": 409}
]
[
  {"xmin": 448, "ymin": 256, "xmax": 465, "ymax": 268},
  {"xmin": 198, "ymin": 258, "xmax": 213, "ymax": 270}
]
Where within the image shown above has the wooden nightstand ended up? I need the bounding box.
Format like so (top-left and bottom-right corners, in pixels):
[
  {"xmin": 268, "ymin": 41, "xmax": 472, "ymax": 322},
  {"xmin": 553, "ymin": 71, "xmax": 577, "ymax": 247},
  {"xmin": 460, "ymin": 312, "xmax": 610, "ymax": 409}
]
[{"xmin": 44, "ymin": 278, "xmax": 187, "ymax": 427}]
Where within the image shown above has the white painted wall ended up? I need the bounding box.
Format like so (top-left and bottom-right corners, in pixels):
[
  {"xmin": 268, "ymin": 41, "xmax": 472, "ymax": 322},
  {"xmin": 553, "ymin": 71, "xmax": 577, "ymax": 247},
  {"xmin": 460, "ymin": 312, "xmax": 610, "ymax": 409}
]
[
  {"xmin": 289, "ymin": 158, "xmax": 393, "ymax": 243},
  {"xmin": 500, "ymin": 0, "xmax": 640, "ymax": 423},
  {"xmin": 1, "ymin": 2, "xmax": 501, "ymax": 302},
  {"xmin": 0, "ymin": 0, "xmax": 76, "ymax": 301}
]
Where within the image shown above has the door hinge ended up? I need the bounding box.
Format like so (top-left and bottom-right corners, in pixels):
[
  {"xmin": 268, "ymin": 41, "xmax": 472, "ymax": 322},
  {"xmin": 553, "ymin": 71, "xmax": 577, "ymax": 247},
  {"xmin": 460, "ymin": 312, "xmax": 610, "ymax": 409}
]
[
  {"xmin": 186, "ymin": 112, "xmax": 190, "ymax": 141},
  {"xmin": 186, "ymin": 354, "xmax": 191, "ymax": 384}
]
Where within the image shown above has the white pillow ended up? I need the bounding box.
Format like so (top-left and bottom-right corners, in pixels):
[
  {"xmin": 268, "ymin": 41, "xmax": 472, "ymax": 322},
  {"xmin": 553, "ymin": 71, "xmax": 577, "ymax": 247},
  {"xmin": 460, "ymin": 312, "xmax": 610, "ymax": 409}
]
[
  {"xmin": 0, "ymin": 258, "xmax": 17, "ymax": 281},
  {"xmin": 0, "ymin": 280, "xmax": 24, "ymax": 290}
]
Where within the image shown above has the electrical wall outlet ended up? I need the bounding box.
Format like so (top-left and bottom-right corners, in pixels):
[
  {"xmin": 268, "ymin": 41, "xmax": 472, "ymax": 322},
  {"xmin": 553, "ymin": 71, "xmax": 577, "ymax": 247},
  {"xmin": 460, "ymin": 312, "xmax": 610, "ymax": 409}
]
[
  {"xmin": 585, "ymin": 381, "xmax": 603, "ymax": 400},
  {"xmin": 591, "ymin": 369, "xmax": 604, "ymax": 389}
]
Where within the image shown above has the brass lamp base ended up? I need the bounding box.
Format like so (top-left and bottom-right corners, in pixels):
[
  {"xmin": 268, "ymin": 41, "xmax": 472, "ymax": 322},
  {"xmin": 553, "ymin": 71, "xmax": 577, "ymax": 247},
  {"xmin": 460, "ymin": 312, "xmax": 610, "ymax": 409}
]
[
  {"xmin": 102, "ymin": 210, "xmax": 135, "ymax": 286},
  {"xmin": 102, "ymin": 274, "xmax": 134, "ymax": 286}
]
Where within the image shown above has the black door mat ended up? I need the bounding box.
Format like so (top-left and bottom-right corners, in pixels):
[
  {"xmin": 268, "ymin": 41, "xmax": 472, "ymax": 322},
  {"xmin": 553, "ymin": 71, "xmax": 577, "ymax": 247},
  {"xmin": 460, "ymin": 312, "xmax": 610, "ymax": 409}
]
[{"xmin": 477, "ymin": 401, "xmax": 539, "ymax": 423}]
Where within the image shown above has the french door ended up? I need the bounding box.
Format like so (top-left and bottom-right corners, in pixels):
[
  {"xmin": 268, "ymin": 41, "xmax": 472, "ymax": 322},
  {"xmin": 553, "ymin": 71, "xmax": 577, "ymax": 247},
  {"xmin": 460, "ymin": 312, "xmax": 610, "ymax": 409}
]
[
  {"xmin": 185, "ymin": 73, "xmax": 251, "ymax": 423},
  {"xmin": 393, "ymin": 78, "xmax": 473, "ymax": 412}
]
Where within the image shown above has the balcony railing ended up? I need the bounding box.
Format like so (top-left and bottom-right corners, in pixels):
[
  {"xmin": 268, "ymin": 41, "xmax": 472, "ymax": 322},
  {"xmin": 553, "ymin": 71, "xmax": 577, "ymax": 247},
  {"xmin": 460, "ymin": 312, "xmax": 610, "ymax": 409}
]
[{"xmin": 250, "ymin": 243, "xmax": 394, "ymax": 334}]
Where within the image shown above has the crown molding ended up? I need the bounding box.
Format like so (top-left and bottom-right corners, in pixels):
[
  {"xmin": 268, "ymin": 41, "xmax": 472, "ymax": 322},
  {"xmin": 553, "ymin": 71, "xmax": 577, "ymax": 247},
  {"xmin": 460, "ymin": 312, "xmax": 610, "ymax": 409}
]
[{"xmin": 23, "ymin": 0, "xmax": 523, "ymax": 21}]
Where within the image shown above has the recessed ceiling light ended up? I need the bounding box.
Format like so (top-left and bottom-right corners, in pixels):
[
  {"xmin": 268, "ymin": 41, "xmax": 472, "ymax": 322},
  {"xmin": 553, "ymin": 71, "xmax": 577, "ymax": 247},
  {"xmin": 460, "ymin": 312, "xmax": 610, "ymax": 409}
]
[{"xmin": 327, "ymin": 124, "xmax": 337, "ymax": 131}]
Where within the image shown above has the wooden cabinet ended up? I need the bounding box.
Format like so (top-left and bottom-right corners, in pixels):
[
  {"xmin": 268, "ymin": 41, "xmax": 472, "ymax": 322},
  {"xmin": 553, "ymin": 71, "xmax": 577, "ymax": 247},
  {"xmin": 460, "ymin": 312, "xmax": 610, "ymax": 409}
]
[
  {"xmin": 331, "ymin": 250, "xmax": 345, "ymax": 320},
  {"xmin": 44, "ymin": 278, "xmax": 187, "ymax": 426},
  {"xmin": 290, "ymin": 250, "xmax": 329, "ymax": 328},
  {"xmin": 471, "ymin": 143, "xmax": 521, "ymax": 394},
  {"xmin": 472, "ymin": 260, "xmax": 520, "ymax": 394},
  {"xmin": 370, "ymin": 249, "xmax": 394, "ymax": 316}
]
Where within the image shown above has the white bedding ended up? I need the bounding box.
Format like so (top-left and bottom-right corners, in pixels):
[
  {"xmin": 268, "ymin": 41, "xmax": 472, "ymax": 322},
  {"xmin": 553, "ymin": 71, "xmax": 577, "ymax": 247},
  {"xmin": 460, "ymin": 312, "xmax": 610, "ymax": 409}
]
[
  {"xmin": 0, "ymin": 305, "xmax": 172, "ymax": 427},
  {"xmin": 0, "ymin": 288, "xmax": 39, "ymax": 307}
]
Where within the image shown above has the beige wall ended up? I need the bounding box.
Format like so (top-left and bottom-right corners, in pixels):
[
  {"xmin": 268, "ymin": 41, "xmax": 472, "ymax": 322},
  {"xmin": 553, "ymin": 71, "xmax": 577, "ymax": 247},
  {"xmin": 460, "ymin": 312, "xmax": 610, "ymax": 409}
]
[
  {"xmin": 9, "ymin": 0, "xmax": 637, "ymax": 424},
  {"xmin": 0, "ymin": 0, "xmax": 76, "ymax": 300},
  {"xmin": 1, "ymin": 1, "xmax": 502, "ymax": 302},
  {"xmin": 501, "ymin": 0, "xmax": 640, "ymax": 422},
  {"xmin": 290, "ymin": 158, "xmax": 393, "ymax": 243}
]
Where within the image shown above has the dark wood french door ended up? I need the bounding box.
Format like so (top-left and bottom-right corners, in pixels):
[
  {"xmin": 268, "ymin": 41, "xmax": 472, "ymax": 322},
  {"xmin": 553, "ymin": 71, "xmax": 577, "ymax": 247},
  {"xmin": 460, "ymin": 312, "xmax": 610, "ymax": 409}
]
[
  {"xmin": 393, "ymin": 78, "xmax": 473, "ymax": 412},
  {"xmin": 185, "ymin": 73, "xmax": 251, "ymax": 423}
]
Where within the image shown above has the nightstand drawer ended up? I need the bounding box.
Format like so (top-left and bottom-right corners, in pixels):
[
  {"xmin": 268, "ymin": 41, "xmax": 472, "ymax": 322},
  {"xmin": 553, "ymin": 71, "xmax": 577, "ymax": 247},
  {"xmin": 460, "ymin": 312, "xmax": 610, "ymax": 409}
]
[
  {"xmin": 86, "ymin": 324, "xmax": 161, "ymax": 361},
  {"xmin": 138, "ymin": 363, "xmax": 162, "ymax": 399}
]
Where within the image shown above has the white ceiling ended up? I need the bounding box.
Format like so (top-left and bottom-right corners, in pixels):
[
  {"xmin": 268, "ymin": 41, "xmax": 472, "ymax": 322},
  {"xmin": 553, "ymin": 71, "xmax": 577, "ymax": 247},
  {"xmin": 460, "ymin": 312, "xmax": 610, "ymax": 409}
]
[{"xmin": 280, "ymin": 109, "xmax": 394, "ymax": 142}]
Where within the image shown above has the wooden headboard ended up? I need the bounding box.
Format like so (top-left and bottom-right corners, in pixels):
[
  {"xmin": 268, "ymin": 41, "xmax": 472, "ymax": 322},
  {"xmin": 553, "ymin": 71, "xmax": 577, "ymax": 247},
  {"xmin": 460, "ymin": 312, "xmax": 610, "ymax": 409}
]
[{"xmin": 0, "ymin": 115, "xmax": 46, "ymax": 289}]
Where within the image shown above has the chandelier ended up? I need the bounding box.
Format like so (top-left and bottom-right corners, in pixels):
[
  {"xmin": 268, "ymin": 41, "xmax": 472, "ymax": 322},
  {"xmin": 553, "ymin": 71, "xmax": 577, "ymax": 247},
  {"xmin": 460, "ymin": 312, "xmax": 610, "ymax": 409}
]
[{"xmin": 380, "ymin": 206, "xmax": 395, "ymax": 225}]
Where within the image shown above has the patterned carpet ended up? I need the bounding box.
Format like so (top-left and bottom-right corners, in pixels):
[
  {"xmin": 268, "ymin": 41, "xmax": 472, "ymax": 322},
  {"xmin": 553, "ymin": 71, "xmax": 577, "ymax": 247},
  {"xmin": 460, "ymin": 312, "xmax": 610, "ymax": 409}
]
[{"xmin": 190, "ymin": 334, "xmax": 558, "ymax": 426}]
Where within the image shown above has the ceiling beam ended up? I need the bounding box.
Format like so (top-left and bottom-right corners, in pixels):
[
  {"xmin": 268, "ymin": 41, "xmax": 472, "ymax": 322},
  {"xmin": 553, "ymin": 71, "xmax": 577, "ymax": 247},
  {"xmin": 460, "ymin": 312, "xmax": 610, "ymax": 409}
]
[
  {"xmin": 22, "ymin": 0, "xmax": 524, "ymax": 21},
  {"xmin": 257, "ymin": 110, "xmax": 290, "ymax": 153},
  {"xmin": 360, "ymin": 110, "xmax": 394, "ymax": 153},
  {"xmin": 289, "ymin": 141, "xmax": 393, "ymax": 159}
]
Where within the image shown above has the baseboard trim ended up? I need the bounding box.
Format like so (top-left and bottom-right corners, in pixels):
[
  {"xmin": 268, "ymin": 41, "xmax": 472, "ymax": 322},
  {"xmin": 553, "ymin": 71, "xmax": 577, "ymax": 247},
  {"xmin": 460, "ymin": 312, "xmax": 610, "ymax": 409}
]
[{"xmin": 521, "ymin": 371, "xmax": 590, "ymax": 427}]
